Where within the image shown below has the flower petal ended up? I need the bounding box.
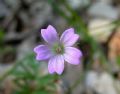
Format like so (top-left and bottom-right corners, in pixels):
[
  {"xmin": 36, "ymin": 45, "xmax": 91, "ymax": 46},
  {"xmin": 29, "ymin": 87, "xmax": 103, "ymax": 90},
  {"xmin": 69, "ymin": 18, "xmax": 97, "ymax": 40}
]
[
  {"xmin": 60, "ymin": 28, "xmax": 79, "ymax": 46},
  {"xmin": 55, "ymin": 55, "xmax": 64, "ymax": 74},
  {"xmin": 64, "ymin": 47, "xmax": 82, "ymax": 65},
  {"xmin": 65, "ymin": 47, "xmax": 82, "ymax": 58},
  {"xmin": 34, "ymin": 45, "xmax": 53, "ymax": 61},
  {"xmin": 41, "ymin": 25, "xmax": 58, "ymax": 44},
  {"xmin": 60, "ymin": 28, "xmax": 74, "ymax": 43},
  {"xmin": 65, "ymin": 34, "xmax": 79, "ymax": 46},
  {"xmin": 48, "ymin": 58, "xmax": 55, "ymax": 74},
  {"xmin": 48, "ymin": 55, "xmax": 64, "ymax": 75}
]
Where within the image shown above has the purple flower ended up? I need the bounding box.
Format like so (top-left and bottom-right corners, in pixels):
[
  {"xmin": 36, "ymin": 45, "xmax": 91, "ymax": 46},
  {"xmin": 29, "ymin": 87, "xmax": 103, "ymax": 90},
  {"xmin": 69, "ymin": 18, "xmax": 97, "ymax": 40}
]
[{"xmin": 34, "ymin": 25, "xmax": 82, "ymax": 75}]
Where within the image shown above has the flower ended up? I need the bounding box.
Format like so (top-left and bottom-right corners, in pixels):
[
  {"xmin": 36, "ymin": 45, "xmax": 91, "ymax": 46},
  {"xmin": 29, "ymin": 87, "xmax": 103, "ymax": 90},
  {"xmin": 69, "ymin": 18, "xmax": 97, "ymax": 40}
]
[{"xmin": 34, "ymin": 25, "xmax": 82, "ymax": 75}]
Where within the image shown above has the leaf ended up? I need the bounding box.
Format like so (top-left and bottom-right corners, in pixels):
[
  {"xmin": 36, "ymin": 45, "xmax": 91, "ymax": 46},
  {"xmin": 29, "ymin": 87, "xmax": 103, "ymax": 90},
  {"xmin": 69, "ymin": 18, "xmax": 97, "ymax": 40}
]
[
  {"xmin": 32, "ymin": 91, "xmax": 50, "ymax": 94},
  {"xmin": 37, "ymin": 74, "xmax": 58, "ymax": 86},
  {"xmin": 116, "ymin": 56, "xmax": 120, "ymax": 66},
  {"xmin": 0, "ymin": 28, "xmax": 4, "ymax": 40}
]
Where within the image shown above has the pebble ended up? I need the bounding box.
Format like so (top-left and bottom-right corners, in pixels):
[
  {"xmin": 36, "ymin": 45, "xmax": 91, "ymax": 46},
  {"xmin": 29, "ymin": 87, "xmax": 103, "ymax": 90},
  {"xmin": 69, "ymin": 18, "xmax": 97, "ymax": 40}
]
[
  {"xmin": 88, "ymin": 2, "xmax": 119, "ymax": 20},
  {"xmin": 67, "ymin": 0, "xmax": 90, "ymax": 9},
  {"xmin": 88, "ymin": 18, "xmax": 115, "ymax": 42}
]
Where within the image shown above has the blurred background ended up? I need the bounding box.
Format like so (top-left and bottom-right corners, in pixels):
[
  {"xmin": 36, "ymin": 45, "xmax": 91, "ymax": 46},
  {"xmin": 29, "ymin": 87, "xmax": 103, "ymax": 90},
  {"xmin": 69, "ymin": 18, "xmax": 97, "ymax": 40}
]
[{"xmin": 0, "ymin": 0, "xmax": 120, "ymax": 94}]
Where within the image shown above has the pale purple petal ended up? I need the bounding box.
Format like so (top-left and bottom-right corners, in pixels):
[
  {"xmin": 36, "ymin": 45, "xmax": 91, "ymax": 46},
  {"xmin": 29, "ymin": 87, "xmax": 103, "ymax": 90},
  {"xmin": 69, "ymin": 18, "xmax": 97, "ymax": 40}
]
[
  {"xmin": 64, "ymin": 34, "xmax": 79, "ymax": 46},
  {"xmin": 60, "ymin": 28, "xmax": 74, "ymax": 43},
  {"xmin": 65, "ymin": 47, "xmax": 82, "ymax": 58},
  {"xmin": 41, "ymin": 25, "xmax": 58, "ymax": 44},
  {"xmin": 64, "ymin": 47, "xmax": 82, "ymax": 65},
  {"xmin": 48, "ymin": 57, "xmax": 56, "ymax": 74},
  {"xmin": 60, "ymin": 28, "xmax": 79, "ymax": 46},
  {"xmin": 55, "ymin": 55, "xmax": 64, "ymax": 74},
  {"xmin": 48, "ymin": 55, "xmax": 64, "ymax": 75},
  {"xmin": 34, "ymin": 45, "xmax": 53, "ymax": 60}
]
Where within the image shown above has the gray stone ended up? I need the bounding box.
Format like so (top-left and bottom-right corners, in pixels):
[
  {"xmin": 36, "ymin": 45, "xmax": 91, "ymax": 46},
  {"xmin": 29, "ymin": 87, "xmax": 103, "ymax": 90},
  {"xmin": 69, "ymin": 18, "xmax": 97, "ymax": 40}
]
[
  {"xmin": 85, "ymin": 71, "xmax": 117, "ymax": 94},
  {"xmin": 63, "ymin": 62, "xmax": 84, "ymax": 94},
  {"xmin": 16, "ymin": 35, "xmax": 36, "ymax": 60},
  {"xmin": 88, "ymin": 2, "xmax": 119, "ymax": 20},
  {"xmin": 19, "ymin": 11, "xmax": 30, "ymax": 27},
  {"xmin": 22, "ymin": 0, "xmax": 35, "ymax": 4},
  {"xmin": 0, "ymin": 2, "xmax": 10, "ymax": 17},
  {"xmin": 67, "ymin": 0, "xmax": 90, "ymax": 9},
  {"xmin": 88, "ymin": 18, "xmax": 115, "ymax": 42},
  {"xmin": 115, "ymin": 80, "xmax": 120, "ymax": 93},
  {"xmin": 29, "ymin": 1, "xmax": 52, "ymax": 29},
  {"xmin": 0, "ymin": 64, "xmax": 13, "ymax": 76},
  {"xmin": 4, "ymin": 0, "xmax": 21, "ymax": 11},
  {"xmin": 96, "ymin": 0, "xmax": 112, "ymax": 4}
]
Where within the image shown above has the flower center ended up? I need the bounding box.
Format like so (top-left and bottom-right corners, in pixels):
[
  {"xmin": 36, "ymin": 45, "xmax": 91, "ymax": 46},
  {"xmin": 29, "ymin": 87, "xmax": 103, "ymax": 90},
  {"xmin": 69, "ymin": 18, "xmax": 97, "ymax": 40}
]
[{"xmin": 52, "ymin": 43, "xmax": 64, "ymax": 54}]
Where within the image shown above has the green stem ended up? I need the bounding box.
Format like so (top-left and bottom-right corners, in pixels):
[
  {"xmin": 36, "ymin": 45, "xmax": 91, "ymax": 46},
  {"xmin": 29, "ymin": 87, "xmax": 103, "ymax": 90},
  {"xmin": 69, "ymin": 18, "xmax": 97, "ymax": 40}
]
[{"xmin": 0, "ymin": 54, "xmax": 34, "ymax": 81}]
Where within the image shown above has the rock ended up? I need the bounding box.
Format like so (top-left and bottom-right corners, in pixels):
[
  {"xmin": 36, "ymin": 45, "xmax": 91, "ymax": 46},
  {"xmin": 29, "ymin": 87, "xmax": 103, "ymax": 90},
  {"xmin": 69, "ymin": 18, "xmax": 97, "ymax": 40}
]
[
  {"xmin": 19, "ymin": 11, "xmax": 30, "ymax": 27},
  {"xmin": 16, "ymin": 35, "xmax": 36, "ymax": 60},
  {"xmin": 29, "ymin": 1, "xmax": 52, "ymax": 29},
  {"xmin": 0, "ymin": 64, "xmax": 13, "ymax": 76},
  {"xmin": 67, "ymin": 0, "xmax": 90, "ymax": 9},
  {"xmin": 63, "ymin": 62, "xmax": 83, "ymax": 94},
  {"xmin": 88, "ymin": 18, "xmax": 115, "ymax": 42},
  {"xmin": 0, "ymin": 2, "xmax": 10, "ymax": 18},
  {"xmin": 96, "ymin": 0, "xmax": 112, "ymax": 4},
  {"xmin": 22, "ymin": 0, "xmax": 35, "ymax": 5},
  {"xmin": 53, "ymin": 16, "xmax": 68, "ymax": 33},
  {"xmin": 4, "ymin": 0, "xmax": 21, "ymax": 11},
  {"xmin": 115, "ymin": 79, "xmax": 120, "ymax": 93},
  {"xmin": 114, "ymin": 71, "xmax": 120, "ymax": 93},
  {"xmin": 63, "ymin": 63, "xmax": 83, "ymax": 87},
  {"xmin": 85, "ymin": 71, "xmax": 117, "ymax": 94},
  {"xmin": 88, "ymin": 2, "xmax": 119, "ymax": 20}
]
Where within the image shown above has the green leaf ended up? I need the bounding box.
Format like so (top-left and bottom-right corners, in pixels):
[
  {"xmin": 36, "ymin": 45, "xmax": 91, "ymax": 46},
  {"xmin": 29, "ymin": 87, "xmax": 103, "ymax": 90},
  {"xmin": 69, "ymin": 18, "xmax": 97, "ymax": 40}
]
[
  {"xmin": 116, "ymin": 56, "xmax": 120, "ymax": 66},
  {"xmin": 32, "ymin": 91, "xmax": 50, "ymax": 94},
  {"xmin": 37, "ymin": 74, "xmax": 58, "ymax": 86},
  {"xmin": 0, "ymin": 28, "xmax": 4, "ymax": 39}
]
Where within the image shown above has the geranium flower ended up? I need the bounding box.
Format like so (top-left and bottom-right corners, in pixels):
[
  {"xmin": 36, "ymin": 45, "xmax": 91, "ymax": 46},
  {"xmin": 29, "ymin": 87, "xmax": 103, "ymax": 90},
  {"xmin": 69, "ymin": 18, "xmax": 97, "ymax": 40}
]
[{"xmin": 34, "ymin": 25, "xmax": 82, "ymax": 75}]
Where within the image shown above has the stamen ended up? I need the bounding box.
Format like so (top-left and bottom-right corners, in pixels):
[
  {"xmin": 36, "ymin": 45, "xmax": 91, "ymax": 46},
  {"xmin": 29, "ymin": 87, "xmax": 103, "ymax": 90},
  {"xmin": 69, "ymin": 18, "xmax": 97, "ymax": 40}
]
[{"xmin": 53, "ymin": 43, "xmax": 64, "ymax": 54}]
